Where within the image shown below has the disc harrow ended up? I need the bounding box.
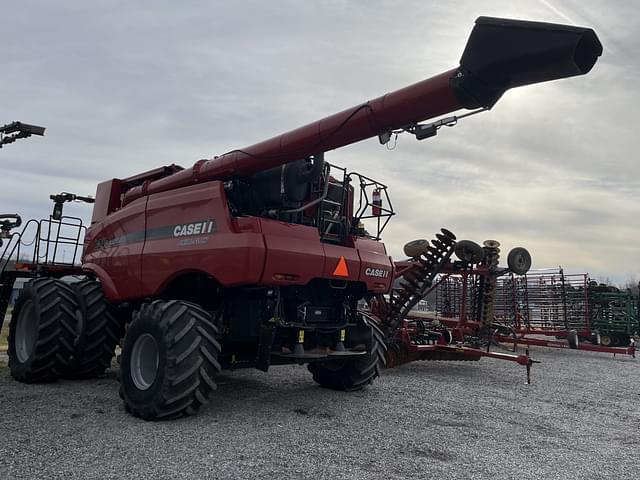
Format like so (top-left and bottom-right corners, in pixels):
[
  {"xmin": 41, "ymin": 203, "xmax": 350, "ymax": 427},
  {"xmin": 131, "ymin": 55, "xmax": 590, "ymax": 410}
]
[
  {"xmin": 379, "ymin": 228, "xmax": 457, "ymax": 338},
  {"xmin": 369, "ymin": 228, "xmax": 537, "ymax": 379},
  {"xmin": 479, "ymin": 239, "xmax": 501, "ymax": 326}
]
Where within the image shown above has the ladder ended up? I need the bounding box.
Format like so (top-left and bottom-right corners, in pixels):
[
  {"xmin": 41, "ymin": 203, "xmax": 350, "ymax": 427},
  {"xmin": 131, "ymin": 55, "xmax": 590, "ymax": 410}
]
[{"xmin": 318, "ymin": 166, "xmax": 348, "ymax": 244}]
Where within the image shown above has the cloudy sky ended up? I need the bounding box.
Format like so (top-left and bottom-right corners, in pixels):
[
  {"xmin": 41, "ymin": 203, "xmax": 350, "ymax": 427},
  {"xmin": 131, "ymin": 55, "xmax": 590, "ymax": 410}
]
[{"xmin": 2, "ymin": 1, "xmax": 638, "ymax": 285}]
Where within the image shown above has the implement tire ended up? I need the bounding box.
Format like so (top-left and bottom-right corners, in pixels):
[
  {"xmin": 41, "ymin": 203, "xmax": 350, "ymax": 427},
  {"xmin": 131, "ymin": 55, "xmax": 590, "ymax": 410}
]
[
  {"xmin": 308, "ymin": 318, "xmax": 386, "ymax": 392},
  {"xmin": 62, "ymin": 280, "xmax": 122, "ymax": 379},
  {"xmin": 8, "ymin": 278, "xmax": 77, "ymax": 383},
  {"xmin": 599, "ymin": 333, "xmax": 612, "ymax": 347},
  {"xmin": 119, "ymin": 300, "xmax": 221, "ymax": 420}
]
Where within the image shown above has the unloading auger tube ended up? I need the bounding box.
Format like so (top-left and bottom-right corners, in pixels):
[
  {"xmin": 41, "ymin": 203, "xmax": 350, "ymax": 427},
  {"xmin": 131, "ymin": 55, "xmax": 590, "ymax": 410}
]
[{"xmin": 119, "ymin": 17, "xmax": 602, "ymax": 207}]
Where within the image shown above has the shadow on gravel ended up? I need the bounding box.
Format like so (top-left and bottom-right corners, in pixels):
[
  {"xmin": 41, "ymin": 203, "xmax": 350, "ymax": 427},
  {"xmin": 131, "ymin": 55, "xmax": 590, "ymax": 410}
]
[{"xmin": 382, "ymin": 362, "xmax": 480, "ymax": 379}]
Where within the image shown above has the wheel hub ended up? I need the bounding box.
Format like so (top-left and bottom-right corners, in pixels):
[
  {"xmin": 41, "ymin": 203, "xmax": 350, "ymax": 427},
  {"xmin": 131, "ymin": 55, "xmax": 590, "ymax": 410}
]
[
  {"xmin": 15, "ymin": 300, "xmax": 38, "ymax": 363},
  {"xmin": 130, "ymin": 333, "xmax": 159, "ymax": 390}
]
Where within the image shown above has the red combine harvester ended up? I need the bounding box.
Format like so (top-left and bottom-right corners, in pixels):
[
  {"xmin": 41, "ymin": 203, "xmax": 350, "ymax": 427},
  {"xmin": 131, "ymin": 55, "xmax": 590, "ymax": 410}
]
[{"xmin": 1, "ymin": 17, "xmax": 602, "ymax": 420}]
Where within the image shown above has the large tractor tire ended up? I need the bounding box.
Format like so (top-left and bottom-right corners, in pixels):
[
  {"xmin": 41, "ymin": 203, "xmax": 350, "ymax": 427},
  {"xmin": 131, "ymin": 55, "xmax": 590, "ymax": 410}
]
[
  {"xmin": 62, "ymin": 280, "xmax": 122, "ymax": 379},
  {"xmin": 8, "ymin": 278, "xmax": 77, "ymax": 383},
  {"xmin": 308, "ymin": 318, "xmax": 386, "ymax": 392},
  {"xmin": 119, "ymin": 300, "xmax": 222, "ymax": 420}
]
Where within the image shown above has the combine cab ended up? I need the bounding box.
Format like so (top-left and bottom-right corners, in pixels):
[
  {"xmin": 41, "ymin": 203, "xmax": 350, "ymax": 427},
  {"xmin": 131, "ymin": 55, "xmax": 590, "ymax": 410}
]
[{"xmin": 2, "ymin": 17, "xmax": 602, "ymax": 419}]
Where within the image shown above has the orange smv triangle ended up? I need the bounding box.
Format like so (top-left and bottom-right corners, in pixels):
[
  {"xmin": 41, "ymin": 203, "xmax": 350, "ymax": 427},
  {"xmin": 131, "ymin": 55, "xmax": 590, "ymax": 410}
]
[{"xmin": 332, "ymin": 256, "xmax": 349, "ymax": 277}]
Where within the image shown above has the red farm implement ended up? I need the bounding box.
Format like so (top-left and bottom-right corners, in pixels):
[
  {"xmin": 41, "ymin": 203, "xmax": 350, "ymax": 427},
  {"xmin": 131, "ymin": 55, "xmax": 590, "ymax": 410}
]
[
  {"xmin": 492, "ymin": 269, "xmax": 636, "ymax": 357},
  {"xmin": 371, "ymin": 233, "xmax": 538, "ymax": 382},
  {"xmin": 391, "ymin": 265, "xmax": 636, "ymax": 365}
]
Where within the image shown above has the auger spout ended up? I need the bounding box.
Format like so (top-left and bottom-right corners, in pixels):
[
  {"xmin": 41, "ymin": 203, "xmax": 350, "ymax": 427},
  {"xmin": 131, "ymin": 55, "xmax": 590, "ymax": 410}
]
[{"xmin": 116, "ymin": 17, "xmax": 602, "ymax": 209}]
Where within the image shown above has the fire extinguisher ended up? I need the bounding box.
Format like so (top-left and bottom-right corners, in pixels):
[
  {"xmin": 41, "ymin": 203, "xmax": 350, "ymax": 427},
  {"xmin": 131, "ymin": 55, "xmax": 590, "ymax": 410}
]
[{"xmin": 372, "ymin": 189, "xmax": 382, "ymax": 216}]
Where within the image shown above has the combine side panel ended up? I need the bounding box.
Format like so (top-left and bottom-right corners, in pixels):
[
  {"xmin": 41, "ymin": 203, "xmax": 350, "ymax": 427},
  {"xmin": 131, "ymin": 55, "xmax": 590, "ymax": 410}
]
[
  {"xmin": 83, "ymin": 199, "xmax": 146, "ymax": 301},
  {"xmin": 260, "ymin": 219, "xmax": 324, "ymax": 286},
  {"xmin": 141, "ymin": 181, "xmax": 265, "ymax": 293},
  {"xmin": 354, "ymin": 237, "xmax": 393, "ymax": 294}
]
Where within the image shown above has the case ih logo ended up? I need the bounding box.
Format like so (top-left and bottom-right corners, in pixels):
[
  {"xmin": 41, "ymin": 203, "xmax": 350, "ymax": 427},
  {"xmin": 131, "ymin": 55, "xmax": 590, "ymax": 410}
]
[
  {"xmin": 364, "ymin": 267, "xmax": 389, "ymax": 278},
  {"xmin": 173, "ymin": 221, "xmax": 215, "ymax": 237},
  {"xmin": 92, "ymin": 219, "xmax": 217, "ymax": 252}
]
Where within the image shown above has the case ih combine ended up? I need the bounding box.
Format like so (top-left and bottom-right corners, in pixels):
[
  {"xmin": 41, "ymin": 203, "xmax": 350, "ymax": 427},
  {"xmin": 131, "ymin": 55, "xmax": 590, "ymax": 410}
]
[{"xmin": 1, "ymin": 17, "xmax": 602, "ymax": 420}]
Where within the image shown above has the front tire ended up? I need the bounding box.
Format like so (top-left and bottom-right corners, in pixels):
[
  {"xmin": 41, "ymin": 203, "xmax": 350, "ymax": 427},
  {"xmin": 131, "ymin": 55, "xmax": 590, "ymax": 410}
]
[
  {"xmin": 119, "ymin": 300, "xmax": 221, "ymax": 420},
  {"xmin": 8, "ymin": 278, "xmax": 77, "ymax": 383},
  {"xmin": 308, "ymin": 318, "xmax": 386, "ymax": 392}
]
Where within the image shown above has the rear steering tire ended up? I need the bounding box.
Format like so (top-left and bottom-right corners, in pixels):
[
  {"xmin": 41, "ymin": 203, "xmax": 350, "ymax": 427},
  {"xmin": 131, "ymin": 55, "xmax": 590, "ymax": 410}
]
[
  {"xmin": 8, "ymin": 278, "xmax": 77, "ymax": 383},
  {"xmin": 119, "ymin": 300, "xmax": 222, "ymax": 420},
  {"xmin": 308, "ymin": 318, "xmax": 386, "ymax": 392}
]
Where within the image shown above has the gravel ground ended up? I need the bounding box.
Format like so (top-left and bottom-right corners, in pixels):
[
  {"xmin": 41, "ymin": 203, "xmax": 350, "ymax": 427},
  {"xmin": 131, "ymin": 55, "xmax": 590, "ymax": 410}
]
[{"xmin": 0, "ymin": 346, "xmax": 638, "ymax": 480}]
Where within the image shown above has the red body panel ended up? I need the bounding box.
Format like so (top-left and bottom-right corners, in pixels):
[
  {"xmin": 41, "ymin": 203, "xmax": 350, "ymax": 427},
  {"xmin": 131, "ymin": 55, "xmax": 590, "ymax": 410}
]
[
  {"xmin": 83, "ymin": 198, "xmax": 146, "ymax": 300},
  {"xmin": 140, "ymin": 182, "xmax": 265, "ymax": 294},
  {"xmin": 260, "ymin": 219, "xmax": 324, "ymax": 285},
  {"xmin": 91, "ymin": 179, "xmax": 122, "ymax": 225},
  {"xmin": 354, "ymin": 238, "xmax": 393, "ymax": 292},
  {"xmin": 322, "ymin": 242, "xmax": 361, "ymax": 283},
  {"xmin": 83, "ymin": 181, "xmax": 392, "ymax": 302}
]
